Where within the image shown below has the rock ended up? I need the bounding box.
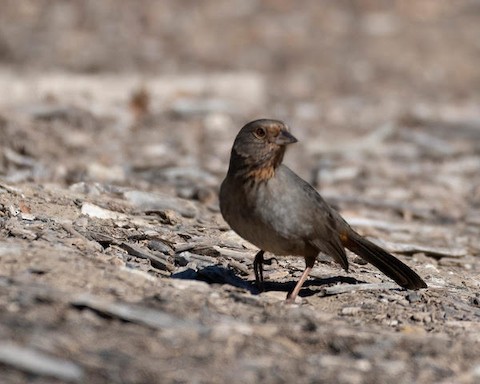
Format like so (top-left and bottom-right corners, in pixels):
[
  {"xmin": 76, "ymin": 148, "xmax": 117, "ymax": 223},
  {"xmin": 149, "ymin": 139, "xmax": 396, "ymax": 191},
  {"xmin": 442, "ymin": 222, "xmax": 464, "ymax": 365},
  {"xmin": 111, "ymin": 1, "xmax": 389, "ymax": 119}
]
[
  {"xmin": 341, "ymin": 307, "xmax": 362, "ymax": 316},
  {"xmin": 406, "ymin": 292, "xmax": 421, "ymax": 303},
  {"xmin": 81, "ymin": 203, "xmax": 128, "ymax": 220},
  {"xmin": 0, "ymin": 343, "xmax": 84, "ymax": 382},
  {"xmin": 87, "ymin": 163, "xmax": 126, "ymax": 183},
  {"xmin": 124, "ymin": 190, "xmax": 198, "ymax": 218}
]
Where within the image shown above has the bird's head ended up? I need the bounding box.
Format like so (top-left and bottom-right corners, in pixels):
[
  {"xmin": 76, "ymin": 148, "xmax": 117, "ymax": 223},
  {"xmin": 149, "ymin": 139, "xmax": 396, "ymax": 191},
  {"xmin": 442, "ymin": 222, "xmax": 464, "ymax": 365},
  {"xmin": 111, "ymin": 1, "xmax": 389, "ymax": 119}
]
[{"xmin": 228, "ymin": 119, "xmax": 298, "ymax": 181}]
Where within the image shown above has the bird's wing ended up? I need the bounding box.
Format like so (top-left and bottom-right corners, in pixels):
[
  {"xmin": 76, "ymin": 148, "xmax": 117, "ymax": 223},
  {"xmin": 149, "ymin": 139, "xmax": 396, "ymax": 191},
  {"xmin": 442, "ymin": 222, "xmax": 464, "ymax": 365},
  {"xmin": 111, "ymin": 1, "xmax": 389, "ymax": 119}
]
[
  {"xmin": 308, "ymin": 236, "xmax": 349, "ymax": 271},
  {"xmin": 277, "ymin": 166, "xmax": 349, "ymax": 270}
]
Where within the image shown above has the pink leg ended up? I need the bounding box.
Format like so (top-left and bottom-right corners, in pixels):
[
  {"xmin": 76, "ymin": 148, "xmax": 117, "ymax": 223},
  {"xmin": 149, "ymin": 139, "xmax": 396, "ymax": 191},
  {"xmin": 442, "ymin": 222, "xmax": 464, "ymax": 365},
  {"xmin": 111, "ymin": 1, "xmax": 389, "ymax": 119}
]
[{"xmin": 286, "ymin": 258, "xmax": 315, "ymax": 303}]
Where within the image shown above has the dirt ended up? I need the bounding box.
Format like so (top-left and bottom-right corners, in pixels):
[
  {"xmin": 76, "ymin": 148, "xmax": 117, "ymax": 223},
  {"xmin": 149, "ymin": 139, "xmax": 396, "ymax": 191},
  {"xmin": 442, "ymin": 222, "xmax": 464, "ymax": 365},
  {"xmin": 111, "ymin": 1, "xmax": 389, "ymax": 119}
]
[{"xmin": 1, "ymin": 1, "xmax": 480, "ymax": 383}]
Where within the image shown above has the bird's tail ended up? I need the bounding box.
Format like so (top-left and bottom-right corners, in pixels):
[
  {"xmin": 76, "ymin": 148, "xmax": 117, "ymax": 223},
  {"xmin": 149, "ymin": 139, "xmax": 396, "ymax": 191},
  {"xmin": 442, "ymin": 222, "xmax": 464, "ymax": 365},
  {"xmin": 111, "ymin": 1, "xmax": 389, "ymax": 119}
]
[{"xmin": 343, "ymin": 231, "xmax": 427, "ymax": 289}]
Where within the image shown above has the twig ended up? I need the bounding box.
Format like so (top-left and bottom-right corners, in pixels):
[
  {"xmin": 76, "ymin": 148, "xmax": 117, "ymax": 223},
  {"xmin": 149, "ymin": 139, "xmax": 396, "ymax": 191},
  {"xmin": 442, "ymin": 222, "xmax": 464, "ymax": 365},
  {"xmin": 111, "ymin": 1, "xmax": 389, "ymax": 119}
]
[
  {"xmin": 343, "ymin": 216, "xmax": 445, "ymax": 234},
  {"xmin": 213, "ymin": 246, "xmax": 252, "ymax": 261},
  {"xmin": 121, "ymin": 242, "xmax": 175, "ymax": 272},
  {"xmin": 373, "ymin": 239, "xmax": 467, "ymax": 258},
  {"xmin": 318, "ymin": 282, "xmax": 399, "ymax": 297},
  {"xmin": 71, "ymin": 294, "xmax": 206, "ymax": 332},
  {"xmin": 324, "ymin": 194, "xmax": 444, "ymax": 221}
]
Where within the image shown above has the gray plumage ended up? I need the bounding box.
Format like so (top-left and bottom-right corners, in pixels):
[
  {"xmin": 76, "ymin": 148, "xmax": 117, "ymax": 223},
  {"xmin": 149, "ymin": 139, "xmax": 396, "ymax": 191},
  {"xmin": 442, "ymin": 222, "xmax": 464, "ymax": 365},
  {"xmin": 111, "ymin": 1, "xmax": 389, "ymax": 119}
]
[{"xmin": 220, "ymin": 119, "xmax": 427, "ymax": 301}]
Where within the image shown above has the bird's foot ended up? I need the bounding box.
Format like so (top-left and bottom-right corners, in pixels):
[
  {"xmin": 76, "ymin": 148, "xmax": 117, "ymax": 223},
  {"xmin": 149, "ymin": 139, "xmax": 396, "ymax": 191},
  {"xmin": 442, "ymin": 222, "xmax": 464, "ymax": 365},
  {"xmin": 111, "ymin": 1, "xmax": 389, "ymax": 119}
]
[{"xmin": 253, "ymin": 251, "xmax": 278, "ymax": 292}]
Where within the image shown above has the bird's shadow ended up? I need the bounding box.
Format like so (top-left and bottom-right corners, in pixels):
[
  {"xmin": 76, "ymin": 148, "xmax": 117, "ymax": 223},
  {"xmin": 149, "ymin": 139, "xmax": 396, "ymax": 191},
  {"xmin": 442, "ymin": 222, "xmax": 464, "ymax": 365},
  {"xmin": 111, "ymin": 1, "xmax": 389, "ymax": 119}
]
[{"xmin": 171, "ymin": 265, "xmax": 366, "ymax": 298}]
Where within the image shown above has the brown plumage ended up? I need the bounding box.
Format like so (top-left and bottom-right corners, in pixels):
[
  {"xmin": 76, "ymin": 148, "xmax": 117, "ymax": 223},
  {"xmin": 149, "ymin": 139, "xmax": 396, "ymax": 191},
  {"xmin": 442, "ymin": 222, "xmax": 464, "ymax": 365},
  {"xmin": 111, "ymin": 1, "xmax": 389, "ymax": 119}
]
[{"xmin": 219, "ymin": 119, "xmax": 427, "ymax": 302}]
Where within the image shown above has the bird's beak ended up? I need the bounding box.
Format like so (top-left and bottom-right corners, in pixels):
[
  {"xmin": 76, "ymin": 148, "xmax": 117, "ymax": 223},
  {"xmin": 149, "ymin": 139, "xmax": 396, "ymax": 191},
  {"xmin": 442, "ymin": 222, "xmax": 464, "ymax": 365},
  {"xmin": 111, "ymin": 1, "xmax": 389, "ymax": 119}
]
[{"xmin": 275, "ymin": 130, "xmax": 298, "ymax": 145}]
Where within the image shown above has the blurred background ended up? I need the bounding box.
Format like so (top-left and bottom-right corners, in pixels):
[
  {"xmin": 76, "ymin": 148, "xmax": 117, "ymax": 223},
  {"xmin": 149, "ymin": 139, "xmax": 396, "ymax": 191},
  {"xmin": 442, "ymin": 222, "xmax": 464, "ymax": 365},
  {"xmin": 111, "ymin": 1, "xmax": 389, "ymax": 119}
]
[{"xmin": 1, "ymin": 0, "xmax": 479, "ymax": 212}]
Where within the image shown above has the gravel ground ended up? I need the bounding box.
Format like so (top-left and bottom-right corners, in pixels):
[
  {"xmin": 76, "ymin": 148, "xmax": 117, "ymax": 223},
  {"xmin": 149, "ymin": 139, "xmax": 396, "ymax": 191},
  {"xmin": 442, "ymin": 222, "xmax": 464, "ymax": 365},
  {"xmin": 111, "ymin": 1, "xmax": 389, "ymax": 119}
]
[{"xmin": 1, "ymin": 1, "xmax": 480, "ymax": 383}]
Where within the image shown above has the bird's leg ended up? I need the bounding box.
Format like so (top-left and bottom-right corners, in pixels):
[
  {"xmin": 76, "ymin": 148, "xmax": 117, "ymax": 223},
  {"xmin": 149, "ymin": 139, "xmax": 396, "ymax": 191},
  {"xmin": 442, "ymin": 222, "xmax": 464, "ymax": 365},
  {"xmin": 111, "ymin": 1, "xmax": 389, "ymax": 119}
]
[
  {"xmin": 286, "ymin": 257, "xmax": 315, "ymax": 303},
  {"xmin": 253, "ymin": 250, "xmax": 265, "ymax": 291},
  {"xmin": 254, "ymin": 251, "xmax": 278, "ymax": 292}
]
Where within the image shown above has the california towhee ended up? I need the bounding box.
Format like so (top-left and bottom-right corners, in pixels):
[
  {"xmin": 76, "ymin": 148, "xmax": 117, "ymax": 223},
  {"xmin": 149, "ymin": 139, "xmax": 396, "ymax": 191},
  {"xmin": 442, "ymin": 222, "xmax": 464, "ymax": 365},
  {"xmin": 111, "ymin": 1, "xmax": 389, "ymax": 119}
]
[{"xmin": 219, "ymin": 119, "xmax": 427, "ymax": 302}]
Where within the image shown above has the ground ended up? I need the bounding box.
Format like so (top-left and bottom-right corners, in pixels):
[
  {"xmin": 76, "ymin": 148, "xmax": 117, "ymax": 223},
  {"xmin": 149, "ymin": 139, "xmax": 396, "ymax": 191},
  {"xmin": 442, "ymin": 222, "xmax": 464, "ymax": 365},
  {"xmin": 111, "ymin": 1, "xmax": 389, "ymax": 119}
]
[{"xmin": 1, "ymin": 1, "xmax": 480, "ymax": 383}]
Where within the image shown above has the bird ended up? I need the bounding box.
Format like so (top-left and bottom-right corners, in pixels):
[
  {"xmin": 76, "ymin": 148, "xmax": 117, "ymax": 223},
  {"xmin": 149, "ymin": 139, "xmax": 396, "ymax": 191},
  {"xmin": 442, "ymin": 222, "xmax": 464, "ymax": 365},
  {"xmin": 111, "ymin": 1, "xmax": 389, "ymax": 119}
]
[{"xmin": 219, "ymin": 119, "xmax": 427, "ymax": 302}]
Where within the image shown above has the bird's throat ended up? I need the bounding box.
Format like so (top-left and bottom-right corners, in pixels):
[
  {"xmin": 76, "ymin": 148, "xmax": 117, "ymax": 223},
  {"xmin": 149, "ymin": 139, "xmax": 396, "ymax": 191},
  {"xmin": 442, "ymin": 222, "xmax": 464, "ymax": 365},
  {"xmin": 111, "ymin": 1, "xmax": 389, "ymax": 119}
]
[
  {"xmin": 229, "ymin": 146, "xmax": 285, "ymax": 182},
  {"xmin": 245, "ymin": 164, "xmax": 276, "ymax": 181}
]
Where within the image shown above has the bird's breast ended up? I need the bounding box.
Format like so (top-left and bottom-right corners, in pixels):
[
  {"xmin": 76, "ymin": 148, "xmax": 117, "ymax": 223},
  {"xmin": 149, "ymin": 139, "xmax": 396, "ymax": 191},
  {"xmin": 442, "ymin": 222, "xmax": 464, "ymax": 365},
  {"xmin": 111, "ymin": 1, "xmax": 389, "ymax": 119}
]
[{"xmin": 220, "ymin": 173, "xmax": 309, "ymax": 256}]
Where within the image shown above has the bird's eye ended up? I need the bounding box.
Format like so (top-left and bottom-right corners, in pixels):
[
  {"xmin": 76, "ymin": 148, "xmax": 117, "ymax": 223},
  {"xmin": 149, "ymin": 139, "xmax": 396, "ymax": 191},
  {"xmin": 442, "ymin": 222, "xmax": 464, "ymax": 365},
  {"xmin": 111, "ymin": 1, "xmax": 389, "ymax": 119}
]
[{"xmin": 254, "ymin": 127, "xmax": 266, "ymax": 139}]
